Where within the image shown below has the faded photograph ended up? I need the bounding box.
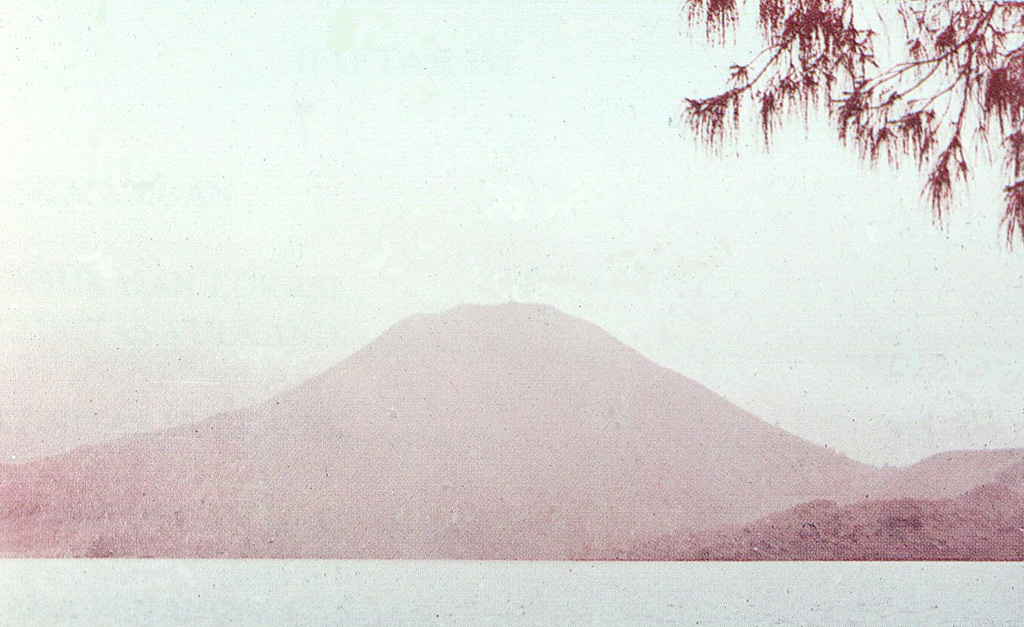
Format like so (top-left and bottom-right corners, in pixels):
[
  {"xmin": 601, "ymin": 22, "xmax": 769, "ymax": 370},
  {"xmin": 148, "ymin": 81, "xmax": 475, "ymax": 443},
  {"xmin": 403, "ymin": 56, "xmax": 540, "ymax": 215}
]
[{"xmin": 3, "ymin": 0, "xmax": 1024, "ymax": 624}]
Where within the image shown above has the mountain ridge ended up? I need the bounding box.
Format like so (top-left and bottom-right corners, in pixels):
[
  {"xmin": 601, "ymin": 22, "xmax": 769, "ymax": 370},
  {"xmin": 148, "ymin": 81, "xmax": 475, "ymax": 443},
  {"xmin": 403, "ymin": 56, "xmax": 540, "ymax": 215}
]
[
  {"xmin": 1, "ymin": 303, "xmax": 1020, "ymax": 559},
  {"xmin": 634, "ymin": 463, "xmax": 1024, "ymax": 560}
]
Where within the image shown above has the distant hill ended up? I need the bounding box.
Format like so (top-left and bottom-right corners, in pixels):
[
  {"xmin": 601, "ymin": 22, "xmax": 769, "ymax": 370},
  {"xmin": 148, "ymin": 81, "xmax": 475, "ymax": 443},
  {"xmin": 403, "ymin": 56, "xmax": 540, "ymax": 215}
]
[
  {"xmin": 634, "ymin": 461, "xmax": 1024, "ymax": 560},
  {"xmin": 1, "ymin": 303, "xmax": 1021, "ymax": 559}
]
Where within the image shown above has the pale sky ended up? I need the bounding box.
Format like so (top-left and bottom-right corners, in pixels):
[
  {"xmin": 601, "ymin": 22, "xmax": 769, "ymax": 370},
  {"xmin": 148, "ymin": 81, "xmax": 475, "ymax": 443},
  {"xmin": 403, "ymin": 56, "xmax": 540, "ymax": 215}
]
[{"xmin": 2, "ymin": 0, "xmax": 1023, "ymax": 466}]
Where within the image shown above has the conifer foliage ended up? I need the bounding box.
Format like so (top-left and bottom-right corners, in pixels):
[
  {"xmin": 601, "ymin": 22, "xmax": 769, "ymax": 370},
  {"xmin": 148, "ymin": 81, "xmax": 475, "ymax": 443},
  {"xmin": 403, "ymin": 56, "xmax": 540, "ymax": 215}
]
[{"xmin": 683, "ymin": 0, "xmax": 1024, "ymax": 246}]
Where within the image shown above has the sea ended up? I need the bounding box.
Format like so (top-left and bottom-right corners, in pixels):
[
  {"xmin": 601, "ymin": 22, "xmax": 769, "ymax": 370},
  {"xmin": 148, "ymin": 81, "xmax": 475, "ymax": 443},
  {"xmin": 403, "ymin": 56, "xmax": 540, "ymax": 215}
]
[{"xmin": 0, "ymin": 560, "xmax": 1020, "ymax": 626}]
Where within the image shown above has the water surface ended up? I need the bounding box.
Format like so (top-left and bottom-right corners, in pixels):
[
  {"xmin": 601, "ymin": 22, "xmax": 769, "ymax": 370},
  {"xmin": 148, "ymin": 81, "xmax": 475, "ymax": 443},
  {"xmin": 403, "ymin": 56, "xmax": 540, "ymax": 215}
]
[{"xmin": 1, "ymin": 561, "xmax": 1020, "ymax": 626}]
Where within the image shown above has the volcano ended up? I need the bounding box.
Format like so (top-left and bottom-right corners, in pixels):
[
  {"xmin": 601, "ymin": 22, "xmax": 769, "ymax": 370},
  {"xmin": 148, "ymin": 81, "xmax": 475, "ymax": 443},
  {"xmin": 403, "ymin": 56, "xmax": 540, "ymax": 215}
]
[{"xmin": 1, "ymin": 303, "xmax": 1020, "ymax": 558}]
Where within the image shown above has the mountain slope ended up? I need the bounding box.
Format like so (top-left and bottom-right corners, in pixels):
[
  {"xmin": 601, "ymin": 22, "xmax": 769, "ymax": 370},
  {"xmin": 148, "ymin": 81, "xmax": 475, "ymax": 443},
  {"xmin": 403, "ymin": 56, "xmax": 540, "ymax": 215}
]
[
  {"xmin": 0, "ymin": 303, "xmax": 1012, "ymax": 558},
  {"xmin": 878, "ymin": 449, "xmax": 1024, "ymax": 500},
  {"xmin": 635, "ymin": 461, "xmax": 1024, "ymax": 560}
]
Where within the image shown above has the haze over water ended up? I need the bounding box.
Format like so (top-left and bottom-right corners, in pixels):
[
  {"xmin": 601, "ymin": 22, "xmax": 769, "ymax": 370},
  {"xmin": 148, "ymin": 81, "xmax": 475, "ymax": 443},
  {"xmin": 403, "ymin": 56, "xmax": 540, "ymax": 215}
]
[{"xmin": 2, "ymin": 561, "xmax": 1021, "ymax": 626}]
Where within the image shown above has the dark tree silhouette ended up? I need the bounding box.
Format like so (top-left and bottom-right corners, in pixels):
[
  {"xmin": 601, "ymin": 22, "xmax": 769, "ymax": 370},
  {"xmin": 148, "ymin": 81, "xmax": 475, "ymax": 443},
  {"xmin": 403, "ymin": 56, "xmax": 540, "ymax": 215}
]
[{"xmin": 682, "ymin": 0, "xmax": 1024, "ymax": 247}]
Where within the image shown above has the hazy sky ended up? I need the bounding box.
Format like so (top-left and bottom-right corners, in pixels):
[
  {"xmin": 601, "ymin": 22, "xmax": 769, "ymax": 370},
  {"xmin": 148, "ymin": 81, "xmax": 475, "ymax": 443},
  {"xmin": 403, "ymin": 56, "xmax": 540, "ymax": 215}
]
[{"xmin": 3, "ymin": 0, "xmax": 1024, "ymax": 465}]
